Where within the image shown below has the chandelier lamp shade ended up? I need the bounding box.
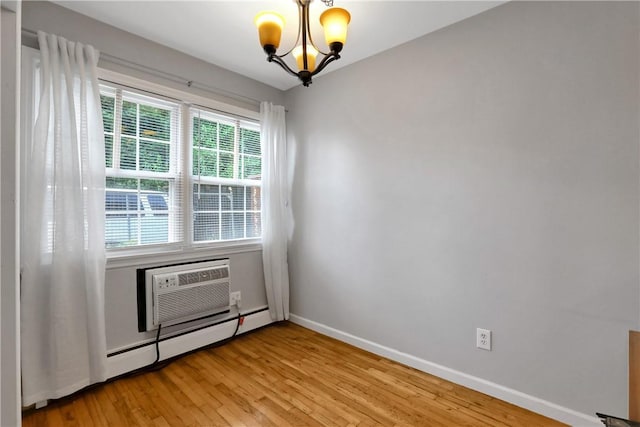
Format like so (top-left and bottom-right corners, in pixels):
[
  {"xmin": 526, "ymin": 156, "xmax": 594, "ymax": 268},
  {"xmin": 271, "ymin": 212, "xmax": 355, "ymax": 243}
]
[{"xmin": 255, "ymin": 0, "xmax": 351, "ymax": 87}]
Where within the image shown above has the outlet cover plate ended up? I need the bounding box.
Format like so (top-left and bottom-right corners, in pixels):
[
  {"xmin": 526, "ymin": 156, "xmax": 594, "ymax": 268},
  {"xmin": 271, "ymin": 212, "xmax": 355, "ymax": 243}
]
[
  {"xmin": 477, "ymin": 328, "xmax": 491, "ymax": 351},
  {"xmin": 230, "ymin": 291, "xmax": 241, "ymax": 306}
]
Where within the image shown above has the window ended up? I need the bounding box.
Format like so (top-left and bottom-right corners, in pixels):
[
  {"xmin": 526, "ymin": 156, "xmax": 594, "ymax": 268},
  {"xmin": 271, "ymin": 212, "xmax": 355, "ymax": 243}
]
[
  {"xmin": 192, "ymin": 108, "xmax": 262, "ymax": 243},
  {"xmin": 99, "ymin": 85, "xmax": 261, "ymax": 251},
  {"xmin": 100, "ymin": 87, "xmax": 181, "ymax": 249}
]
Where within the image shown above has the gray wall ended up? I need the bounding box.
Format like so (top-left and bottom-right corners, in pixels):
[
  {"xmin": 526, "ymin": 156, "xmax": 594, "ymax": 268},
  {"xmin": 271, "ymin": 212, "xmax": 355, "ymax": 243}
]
[
  {"xmin": 21, "ymin": 1, "xmax": 279, "ymax": 353},
  {"xmin": 22, "ymin": 1, "xmax": 284, "ymax": 110},
  {"xmin": 285, "ymin": 1, "xmax": 639, "ymax": 418},
  {"xmin": 1, "ymin": 3, "xmax": 21, "ymax": 425}
]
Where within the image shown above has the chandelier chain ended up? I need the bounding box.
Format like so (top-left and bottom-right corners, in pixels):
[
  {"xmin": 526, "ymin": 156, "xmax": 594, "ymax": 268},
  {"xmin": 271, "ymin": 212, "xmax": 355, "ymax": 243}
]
[{"xmin": 321, "ymin": 0, "xmax": 334, "ymax": 6}]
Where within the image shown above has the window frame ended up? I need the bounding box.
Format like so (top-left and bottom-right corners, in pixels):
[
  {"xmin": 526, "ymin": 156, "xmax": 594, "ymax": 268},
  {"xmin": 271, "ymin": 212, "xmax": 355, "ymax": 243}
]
[{"xmin": 97, "ymin": 68, "xmax": 262, "ymax": 261}]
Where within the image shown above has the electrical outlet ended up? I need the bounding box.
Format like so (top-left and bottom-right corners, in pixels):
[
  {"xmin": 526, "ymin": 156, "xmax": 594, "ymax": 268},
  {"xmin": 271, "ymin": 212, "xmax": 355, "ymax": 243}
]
[
  {"xmin": 230, "ymin": 291, "xmax": 241, "ymax": 306},
  {"xmin": 477, "ymin": 328, "xmax": 491, "ymax": 351}
]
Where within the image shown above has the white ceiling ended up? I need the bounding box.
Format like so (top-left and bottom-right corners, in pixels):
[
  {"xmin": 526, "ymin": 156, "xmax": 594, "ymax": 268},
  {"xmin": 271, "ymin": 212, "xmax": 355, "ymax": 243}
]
[{"xmin": 54, "ymin": 1, "xmax": 504, "ymax": 91}]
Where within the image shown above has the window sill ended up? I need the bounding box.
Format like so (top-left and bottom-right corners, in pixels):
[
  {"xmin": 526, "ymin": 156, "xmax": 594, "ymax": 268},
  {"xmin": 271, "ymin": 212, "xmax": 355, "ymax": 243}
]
[{"xmin": 105, "ymin": 239, "xmax": 262, "ymax": 269}]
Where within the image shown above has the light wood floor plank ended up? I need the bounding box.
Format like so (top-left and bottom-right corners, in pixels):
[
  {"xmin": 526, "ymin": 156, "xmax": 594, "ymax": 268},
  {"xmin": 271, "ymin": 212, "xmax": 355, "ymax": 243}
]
[{"xmin": 22, "ymin": 322, "xmax": 566, "ymax": 426}]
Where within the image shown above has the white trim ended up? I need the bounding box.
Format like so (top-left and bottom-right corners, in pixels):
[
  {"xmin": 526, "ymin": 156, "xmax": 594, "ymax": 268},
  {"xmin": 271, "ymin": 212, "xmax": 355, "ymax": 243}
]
[
  {"xmin": 107, "ymin": 309, "xmax": 273, "ymax": 378},
  {"xmin": 105, "ymin": 241, "xmax": 261, "ymax": 269},
  {"xmin": 289, "ymin": 314, "xmax": 601, "ymax": 427}
]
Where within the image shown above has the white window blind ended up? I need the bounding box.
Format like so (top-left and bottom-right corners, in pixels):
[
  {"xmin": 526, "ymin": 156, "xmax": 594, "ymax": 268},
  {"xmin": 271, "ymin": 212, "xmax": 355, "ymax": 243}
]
[{"xmin": 99, "ymin": 83, "xmax": 262, "ymax": 251}]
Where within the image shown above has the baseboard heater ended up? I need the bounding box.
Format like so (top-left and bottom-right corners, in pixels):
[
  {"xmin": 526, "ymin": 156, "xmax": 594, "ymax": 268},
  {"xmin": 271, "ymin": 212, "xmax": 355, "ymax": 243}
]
[
  {"xmin": 107, "ymin": 307, "xmax": 273, "ymax": 378},
  {"xmin": 137, "ymin": 259, "xmax": 231, "ymax": 332}
]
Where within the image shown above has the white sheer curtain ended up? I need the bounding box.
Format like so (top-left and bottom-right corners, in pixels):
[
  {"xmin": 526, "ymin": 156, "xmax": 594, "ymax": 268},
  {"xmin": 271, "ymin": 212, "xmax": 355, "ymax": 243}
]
[
  {"xmin": 21, "ymin": 31, "xmax": 107, "ymax": 405},
  {"xmin": 260, "ymin": 102, "xmax": 290, "ymax": 321}
]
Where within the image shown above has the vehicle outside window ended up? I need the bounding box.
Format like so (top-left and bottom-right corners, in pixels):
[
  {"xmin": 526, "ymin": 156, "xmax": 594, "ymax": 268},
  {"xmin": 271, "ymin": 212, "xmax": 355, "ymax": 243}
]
[{"xmin": 105, "ymin": 189, "xmax": 169, "ymax": 248}]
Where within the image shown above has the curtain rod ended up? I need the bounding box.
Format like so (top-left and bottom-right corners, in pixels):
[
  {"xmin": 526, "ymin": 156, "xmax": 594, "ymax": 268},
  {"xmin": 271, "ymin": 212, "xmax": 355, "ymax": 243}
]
[{"xmin": 21, "ymin": 28, "xmax": 263, "ymax": 109}]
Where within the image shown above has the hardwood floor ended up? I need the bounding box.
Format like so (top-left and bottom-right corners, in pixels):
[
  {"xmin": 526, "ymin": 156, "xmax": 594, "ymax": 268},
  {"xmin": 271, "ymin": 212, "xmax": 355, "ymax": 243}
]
[{"xmin": 22, "ymin": 322, "xmax": 565, "ymax": 426}]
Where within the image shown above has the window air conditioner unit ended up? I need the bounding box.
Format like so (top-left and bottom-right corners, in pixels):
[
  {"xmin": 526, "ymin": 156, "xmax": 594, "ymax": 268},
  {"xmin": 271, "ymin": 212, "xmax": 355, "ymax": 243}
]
[{"xmin": 138, "ymin": 259, "xmax": 231, "ymax": 332}]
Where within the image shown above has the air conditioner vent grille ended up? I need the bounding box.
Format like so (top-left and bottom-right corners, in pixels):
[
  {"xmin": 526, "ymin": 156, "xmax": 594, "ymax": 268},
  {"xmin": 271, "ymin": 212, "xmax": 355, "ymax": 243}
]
[
  {"xmin": 141, "ymin": 260, "xmax": 231, "ymax": 331},
  {"xmin": 155, "ymin": 281, "xmax": 230, "ymax": 325},
  {"xmin": 178, "ymin": 267, "xmax": 229, "ymax": 286}
]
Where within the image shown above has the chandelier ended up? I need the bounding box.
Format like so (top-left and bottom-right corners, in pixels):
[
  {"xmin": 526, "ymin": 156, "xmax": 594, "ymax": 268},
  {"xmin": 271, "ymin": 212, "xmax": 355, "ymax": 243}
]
[{"xmin": 255, "ymin": 0, "xmax": 351, "ymax": 87}]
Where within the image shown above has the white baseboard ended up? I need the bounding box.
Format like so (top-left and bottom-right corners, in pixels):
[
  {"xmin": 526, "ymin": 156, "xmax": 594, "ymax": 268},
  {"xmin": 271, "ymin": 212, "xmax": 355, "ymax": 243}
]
[
  {"xmin": 107, "ymin": 309, "xmax": 273, "ymax": 378},
  {"xmin": 289, "ymin": 314, "xmax": 600, "ymax": 427}
]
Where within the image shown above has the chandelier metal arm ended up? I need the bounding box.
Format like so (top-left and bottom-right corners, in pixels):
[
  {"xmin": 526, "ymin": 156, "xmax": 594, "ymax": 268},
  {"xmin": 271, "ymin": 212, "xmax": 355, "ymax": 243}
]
[
  {"xmin": 267, "ymin": 49, "xmax": 341, "ymax": 87},
  {"xmin": 267, "ymin": 54, "xmax": 301, "ymax": 79},
  {"xmin": 310, "ymin": 51, "xmax": 340, "ymax": 77},
  {"xmin": 300, "ymin": 0, "xmax": 310, "ymax": 71},
  {"xmin": 302, "ymin": 0, "xmax": 328, "ymax": 56}
]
